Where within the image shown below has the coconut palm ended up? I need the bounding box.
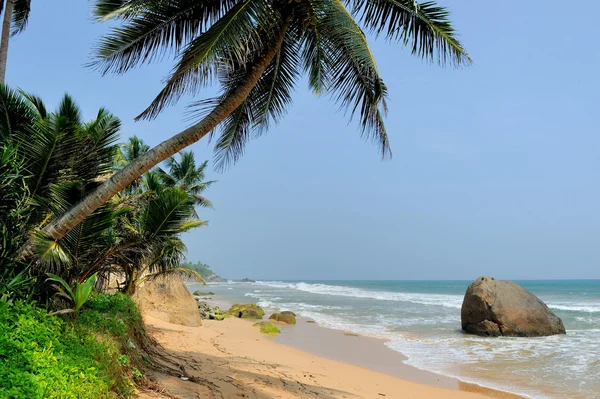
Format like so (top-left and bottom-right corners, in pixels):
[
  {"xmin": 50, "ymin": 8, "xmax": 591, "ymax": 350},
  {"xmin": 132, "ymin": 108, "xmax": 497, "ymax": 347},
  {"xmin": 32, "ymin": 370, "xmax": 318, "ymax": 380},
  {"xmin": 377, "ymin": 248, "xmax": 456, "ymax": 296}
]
[
  {"xmin": 158, "ymin": 151, "xmax": 215, "ymax": 209},
  {"xmin": 110, "ymin": 187, "xmax": 206, "ymax": 295},
  {"xmin": 115, "ymin": 135, "xmax": 150, "ymax": 194},
  {"xmin": 0, "ymin": 0, "xmax": 33, "ymax": 82},
  {"xmin": 41, "ymin": 0, "xmax": 470, "ymax": 243}
]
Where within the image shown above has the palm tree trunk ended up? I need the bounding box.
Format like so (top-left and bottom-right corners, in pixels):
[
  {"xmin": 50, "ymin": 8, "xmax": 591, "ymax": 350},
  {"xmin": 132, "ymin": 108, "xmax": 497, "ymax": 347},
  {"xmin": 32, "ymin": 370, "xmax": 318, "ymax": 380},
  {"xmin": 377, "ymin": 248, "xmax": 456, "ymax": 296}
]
[
  {"xmin": 0, "ymin": 0, "xmax": 13, "ymax": 83},
  {"xmin": 38, "ymin": 18, "xmax": 291, "ymax": 243}
]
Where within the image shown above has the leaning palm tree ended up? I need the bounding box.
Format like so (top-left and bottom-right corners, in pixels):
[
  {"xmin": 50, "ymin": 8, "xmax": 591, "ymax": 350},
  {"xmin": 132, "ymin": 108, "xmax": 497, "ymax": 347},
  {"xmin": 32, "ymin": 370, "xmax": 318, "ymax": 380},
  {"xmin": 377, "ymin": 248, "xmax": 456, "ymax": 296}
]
[
  {"xmin": 40, "ymin": 0, "xmax": 470, "ymax": 243},
  {"xmin": 0, "ymin": 0, "xmax": 32, "ymax": 82},
  {"xmin": 158, "ymin": 151, "xmax": 216, "ymax": 209}
]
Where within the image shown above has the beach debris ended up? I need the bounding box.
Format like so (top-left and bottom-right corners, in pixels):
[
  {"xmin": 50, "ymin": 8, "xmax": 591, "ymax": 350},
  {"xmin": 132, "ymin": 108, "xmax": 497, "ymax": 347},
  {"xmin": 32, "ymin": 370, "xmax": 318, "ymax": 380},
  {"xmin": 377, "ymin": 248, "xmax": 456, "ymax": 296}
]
[
  {"xmin": 343, "ymin": 333, "xmax": 359, "ymax": 337},
  {"xmin": 269, "ymin": 311, "xmax": 297, "ymax": 324},
  {"xmin": 227, "ymin": 303, "xmax": 265, "ymax": 319},
  {"xmin": 253, "ymin": 321, "xmax": 281, "ymax": 336},
  {"xmin": 461, "ymin": 276, "xmax": 566, "ymax": 337}
]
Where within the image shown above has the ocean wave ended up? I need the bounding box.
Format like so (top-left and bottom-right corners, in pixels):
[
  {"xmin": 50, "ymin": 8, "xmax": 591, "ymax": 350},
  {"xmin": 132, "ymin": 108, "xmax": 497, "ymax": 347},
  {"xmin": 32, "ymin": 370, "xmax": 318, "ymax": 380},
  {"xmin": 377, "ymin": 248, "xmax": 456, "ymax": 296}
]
[
  {"xmin": 255, "ymin": 281, "xmax": 463, "ymax": 309},
  {"xmin": 547, "ymin": 303, "xmax": 600, "ymax": 313},
  {"xmin": 256, "ymin": 300, "xmax": 345, "ymax": 313}
]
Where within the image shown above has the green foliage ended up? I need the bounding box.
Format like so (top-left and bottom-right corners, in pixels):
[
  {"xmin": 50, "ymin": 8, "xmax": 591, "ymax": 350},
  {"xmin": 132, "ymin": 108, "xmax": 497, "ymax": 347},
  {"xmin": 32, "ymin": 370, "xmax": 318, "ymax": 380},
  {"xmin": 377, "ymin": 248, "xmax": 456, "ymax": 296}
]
[
  {"xmin": 79, "ymin": 292, "xmax": 143, "ymax": 338},
  {"xmin": 183, "ymin": 261, "xmax": 217, "ymax": 279},
  {"xmin": 0, "ymin": 140, "xmax": 36, "ymax": 302},
  {"xmin": 0, "ymin": 87, "xmax": 214, "ymax": 300},
  {"xmin": 46, "ymin": 273, "xmax": 98, "ymax": 319},
  {"xmin": 93, "ymin": 0, "xmax": 470, "ymax": 169},
  {"xmin": 253, "ymin": 321, "xmax": 280, "ymax": 335},
  {"xmin": 0, "ymin": 300, "xmax": 134, "ymax": 399}
]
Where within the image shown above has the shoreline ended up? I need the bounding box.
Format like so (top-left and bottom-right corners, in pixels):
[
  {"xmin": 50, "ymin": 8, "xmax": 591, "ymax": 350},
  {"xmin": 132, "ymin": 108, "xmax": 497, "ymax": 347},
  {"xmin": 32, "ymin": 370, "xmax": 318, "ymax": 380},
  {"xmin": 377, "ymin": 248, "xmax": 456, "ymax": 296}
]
[
  {"xmin": 274, "ymin": 316, "xmax": 526, "ymax": 399},
  {"xmin": 140, "ymin": 312, "xmax": 522, "ymax": 399},
  {"xmin": 200, "ymin": 293, "xmax": 527, "ymax": 399}
]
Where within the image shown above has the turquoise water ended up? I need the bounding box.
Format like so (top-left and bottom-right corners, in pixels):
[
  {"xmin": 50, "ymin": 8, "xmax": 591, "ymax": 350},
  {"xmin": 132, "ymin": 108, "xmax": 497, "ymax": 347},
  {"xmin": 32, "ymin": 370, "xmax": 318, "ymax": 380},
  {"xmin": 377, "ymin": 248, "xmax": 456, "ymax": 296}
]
[{"xmin": 196, "ymin": 280, "xmax": 600, "ymax": 399}]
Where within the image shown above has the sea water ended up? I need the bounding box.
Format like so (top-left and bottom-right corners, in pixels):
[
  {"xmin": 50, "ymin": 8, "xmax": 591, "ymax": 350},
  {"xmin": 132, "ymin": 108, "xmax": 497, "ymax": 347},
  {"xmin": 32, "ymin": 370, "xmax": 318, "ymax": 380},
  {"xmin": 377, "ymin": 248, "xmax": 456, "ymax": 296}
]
[{"xmin": 195, "ymin": 280, "xmax": 600, "ymax": 399}]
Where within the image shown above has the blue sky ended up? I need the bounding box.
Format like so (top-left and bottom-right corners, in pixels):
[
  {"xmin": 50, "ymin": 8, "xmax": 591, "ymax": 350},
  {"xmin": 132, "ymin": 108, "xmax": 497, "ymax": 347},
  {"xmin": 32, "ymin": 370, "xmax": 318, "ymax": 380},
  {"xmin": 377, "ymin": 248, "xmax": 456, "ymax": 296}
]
[{"xmin": 8, "ymin": 1, "xmax": 600, "ymax": 280}]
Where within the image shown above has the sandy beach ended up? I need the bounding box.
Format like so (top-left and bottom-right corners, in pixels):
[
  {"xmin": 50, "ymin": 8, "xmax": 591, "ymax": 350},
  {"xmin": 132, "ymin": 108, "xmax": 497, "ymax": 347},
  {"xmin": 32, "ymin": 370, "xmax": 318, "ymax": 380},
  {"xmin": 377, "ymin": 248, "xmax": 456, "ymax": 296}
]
[{"xmin": 140, "ymin": 314, "xmax": 524, "ymax": 399}]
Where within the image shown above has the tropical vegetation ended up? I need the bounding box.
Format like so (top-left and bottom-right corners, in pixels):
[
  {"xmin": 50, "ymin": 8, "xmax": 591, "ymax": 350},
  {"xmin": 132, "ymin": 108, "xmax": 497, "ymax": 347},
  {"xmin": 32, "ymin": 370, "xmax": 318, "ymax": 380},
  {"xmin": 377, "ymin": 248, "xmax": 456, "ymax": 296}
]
[
  {"xmin": 0, "ymin": 87, "xmax": 213, "ymax": 300},
  {"xmin": 40, "ymin": 0, "xmax": 469, "ymax": 247},
  {"xmin": 0, "ymin": 87, "xmax": 215, "ymax": 396},
  {"xmin": 0, "ymin": 293, "xmax": 145, "ymax": 398},
  {"xmin": 0, "ymin": 0, "xmax": 469, "ymax": 396}
]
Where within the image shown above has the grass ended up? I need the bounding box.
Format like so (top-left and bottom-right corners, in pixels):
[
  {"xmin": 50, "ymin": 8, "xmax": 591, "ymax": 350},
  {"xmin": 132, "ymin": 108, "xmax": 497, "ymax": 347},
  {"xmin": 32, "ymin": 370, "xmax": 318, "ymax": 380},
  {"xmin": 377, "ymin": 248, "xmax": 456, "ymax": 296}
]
[
  {"xmin": 0, "ymin": 293, "xmax": 147, "ymax": 399},
  {"xmin": 253, "ymin": 321, "xmax": 281, "ymax": 336}
]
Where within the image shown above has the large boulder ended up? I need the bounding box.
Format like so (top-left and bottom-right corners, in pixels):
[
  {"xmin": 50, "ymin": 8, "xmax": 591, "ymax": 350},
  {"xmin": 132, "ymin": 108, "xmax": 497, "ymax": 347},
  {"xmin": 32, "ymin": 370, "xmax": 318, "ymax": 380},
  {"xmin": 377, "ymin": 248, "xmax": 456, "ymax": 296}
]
[
  {"xmin": 134, "ymin": 276, "xmax": 202, "ymax": 327},
  {"xmin": 461, "ymin": 277, "xmax": 565, "ymax": 337},
  {"xmin": 269, "ymin": 311, "xmax": 296, "ymax": 324},
  {"xmin": 227, "ymin": 303, "xmax": 265, "ymax": 319}
]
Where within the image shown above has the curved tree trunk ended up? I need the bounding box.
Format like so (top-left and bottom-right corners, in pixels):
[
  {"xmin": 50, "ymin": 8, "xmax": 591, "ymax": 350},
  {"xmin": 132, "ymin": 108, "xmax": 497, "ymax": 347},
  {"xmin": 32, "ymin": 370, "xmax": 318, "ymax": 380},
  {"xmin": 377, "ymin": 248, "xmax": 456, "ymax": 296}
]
[
  {"xmin": 39, "ymin": 18, "xmax": 291, "ymax": 243},
  {"xmin": 0, "ymin": 0, "xmax": 14, "ymax": 83}
]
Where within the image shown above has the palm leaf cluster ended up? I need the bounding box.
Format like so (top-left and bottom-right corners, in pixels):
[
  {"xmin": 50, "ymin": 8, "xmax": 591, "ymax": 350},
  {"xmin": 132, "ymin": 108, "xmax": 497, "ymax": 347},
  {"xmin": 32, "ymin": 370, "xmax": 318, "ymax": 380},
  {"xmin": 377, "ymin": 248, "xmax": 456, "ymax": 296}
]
[
  {"xmin": 93, "ymin": 0, "xmax": 470, "ymax": 170},
  {"xmin": 0, "ymin": 87, "xmax": 212, "ymax": 297}
]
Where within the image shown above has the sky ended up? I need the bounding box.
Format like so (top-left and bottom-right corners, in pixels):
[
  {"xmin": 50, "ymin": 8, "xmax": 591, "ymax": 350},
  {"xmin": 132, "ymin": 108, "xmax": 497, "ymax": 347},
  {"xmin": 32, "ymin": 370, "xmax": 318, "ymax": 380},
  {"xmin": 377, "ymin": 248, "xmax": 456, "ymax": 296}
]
[{"xmin": 7, "ymin": 1, "xmax": 600, "ymax": 280}]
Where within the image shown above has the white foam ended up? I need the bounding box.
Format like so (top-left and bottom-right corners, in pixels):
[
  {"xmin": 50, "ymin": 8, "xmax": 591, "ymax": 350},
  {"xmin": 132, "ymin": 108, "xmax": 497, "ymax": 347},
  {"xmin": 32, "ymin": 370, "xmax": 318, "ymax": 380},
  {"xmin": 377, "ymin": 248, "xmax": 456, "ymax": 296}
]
[
  {"xmin": 547, "ymin": 303, "xmax": 600, "ymax": 313},
  {"xmin": 255, "ymin": 281, "xmax": 463, "ymax": 309}
]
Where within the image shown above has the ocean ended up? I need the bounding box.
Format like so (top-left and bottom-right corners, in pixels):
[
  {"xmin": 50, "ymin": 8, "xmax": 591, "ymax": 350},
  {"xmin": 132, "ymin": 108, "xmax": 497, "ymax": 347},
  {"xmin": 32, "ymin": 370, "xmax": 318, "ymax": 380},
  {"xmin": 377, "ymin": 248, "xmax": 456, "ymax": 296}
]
[{"xmin": 195, "ymin": 280, "xmax": 600, "ymax": 399}]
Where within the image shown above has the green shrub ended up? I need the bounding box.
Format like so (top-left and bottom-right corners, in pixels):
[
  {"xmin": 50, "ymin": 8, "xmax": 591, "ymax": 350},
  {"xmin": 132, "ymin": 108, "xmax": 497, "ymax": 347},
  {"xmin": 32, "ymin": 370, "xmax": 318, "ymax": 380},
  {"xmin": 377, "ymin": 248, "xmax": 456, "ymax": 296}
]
[
  {"xmin": 79, "ymin": 292, "xmax": 143, "ymax": 338},
  {"xmin": 253, "ymin": 321, "xmax": 281, "ymax": 335},
  {"xmin": 0, "ymin": 293, "xmax": 146, "ymax": 399},
  {"xmin": 0, "ymin": 300, "xmax": 127, "ymax": 398}
]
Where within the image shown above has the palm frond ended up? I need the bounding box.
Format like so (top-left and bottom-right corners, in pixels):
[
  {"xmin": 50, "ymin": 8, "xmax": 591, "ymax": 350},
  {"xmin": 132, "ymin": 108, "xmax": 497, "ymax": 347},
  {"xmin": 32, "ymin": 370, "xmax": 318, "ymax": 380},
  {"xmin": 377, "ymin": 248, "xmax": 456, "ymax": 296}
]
[
  {"xmin": 308, "ymin": 0, "xmax": 391, "ymax": 158},
  {"xmin": 138, "ymin": 187, "xmax": 198, "ymax": 238},
  {"xmin": 137, "ymin": 267, "xmax": 204, "ymax": 286},
  {"xmin": 136, "ymin": 0, "xmax": 275, "ymax": 120},
  {"xmin": 19, "ymin": 90, "xmax": 47, "ymax": 118},
  {"xmin": 92, "ymin": 0, "xmax": 239, "ymax": 74},
  {"xmin": 11, "ymin": 0, "xmax": 32, "ymax": 36},
  {"xmin": 0, "ymin": 85, "xmax": 39, "ymax": 141},
  {"xmin": 210, "ymin": 29, "xmax": 300, "ymax": 170},
  {"xmin": 347, "ymin": 0, "xmax": 470, "ymax": 65}
]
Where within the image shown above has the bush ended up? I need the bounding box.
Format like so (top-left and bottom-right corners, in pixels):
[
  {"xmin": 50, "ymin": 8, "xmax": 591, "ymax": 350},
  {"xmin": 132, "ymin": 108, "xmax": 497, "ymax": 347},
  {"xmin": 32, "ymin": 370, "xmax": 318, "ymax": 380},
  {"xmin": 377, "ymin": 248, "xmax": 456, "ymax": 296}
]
[
  {"xmin": 253, "ymin": 321, "xmax": 281, "ymax": 335},
  {"xmin": 0, "ymin": 293, "xmax": 145, "ymax": 399}
]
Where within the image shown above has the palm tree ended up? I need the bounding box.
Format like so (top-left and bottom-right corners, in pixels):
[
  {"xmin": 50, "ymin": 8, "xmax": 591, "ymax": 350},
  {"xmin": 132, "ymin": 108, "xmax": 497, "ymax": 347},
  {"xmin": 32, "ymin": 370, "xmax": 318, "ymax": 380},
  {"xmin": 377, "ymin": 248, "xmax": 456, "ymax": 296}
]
[
  {"xmin": 0, "ymin": 0, "xmax": 32, "ymax": 82},
  {"xmin": 110, "ymin": 187, "xmax": 206, "ymax": 295},
  {"xmin": 40, "ymin": 0, "xmax": 470, "ymax": 243},
  {"xmin": 114, "ymin": 135, "xmax": 150, "ymax": 194},
  {"xmin": 158, "ymin": 151, "xmax": 216, "ymax": 209},
  {"xmin": 0, "ymin": 87, "xmax": 207, "ymax": 297}
]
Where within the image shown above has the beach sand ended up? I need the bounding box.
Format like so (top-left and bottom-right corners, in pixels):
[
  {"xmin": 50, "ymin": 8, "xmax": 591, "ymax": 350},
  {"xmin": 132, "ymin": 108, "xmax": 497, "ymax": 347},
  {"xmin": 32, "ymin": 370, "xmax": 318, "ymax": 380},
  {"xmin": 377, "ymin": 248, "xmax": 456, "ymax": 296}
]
[{"xmin": 139, "ymin": 315, "xmax": 524, "ymax": 399}]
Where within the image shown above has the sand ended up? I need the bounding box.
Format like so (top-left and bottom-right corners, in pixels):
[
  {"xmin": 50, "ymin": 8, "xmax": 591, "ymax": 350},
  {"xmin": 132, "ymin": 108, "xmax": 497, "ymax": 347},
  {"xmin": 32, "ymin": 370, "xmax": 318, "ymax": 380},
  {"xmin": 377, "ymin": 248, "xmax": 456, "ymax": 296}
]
[{"xmin": 139, "ymin": 314, "xmax": 521, "ymax": 399}]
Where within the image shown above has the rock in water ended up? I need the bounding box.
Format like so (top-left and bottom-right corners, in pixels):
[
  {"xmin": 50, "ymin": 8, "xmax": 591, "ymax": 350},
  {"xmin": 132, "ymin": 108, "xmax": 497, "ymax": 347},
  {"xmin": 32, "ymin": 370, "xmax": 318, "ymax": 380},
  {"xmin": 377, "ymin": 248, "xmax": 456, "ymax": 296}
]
[
  {"xmin": 269, "ymin": 312, "xmax": 296, "ymax": 324},
  {"xmin": 461, "ymin": 276, "xmax": 566, "ymax": 337}
]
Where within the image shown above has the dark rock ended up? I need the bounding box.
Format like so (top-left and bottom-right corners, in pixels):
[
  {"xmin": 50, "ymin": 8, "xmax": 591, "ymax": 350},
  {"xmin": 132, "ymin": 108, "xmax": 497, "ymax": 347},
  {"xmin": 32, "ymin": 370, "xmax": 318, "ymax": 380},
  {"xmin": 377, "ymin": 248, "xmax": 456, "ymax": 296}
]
[
  {"xmin": 269, "ymin": 312, "xmax": 296, "ymax": 324},
  {"xmin": 461, "ymin": 276, "xmax": 566, "ymax": 337},
  {"xmin": 232, "ymin": 278, "xmax": 256, "ymax": 283},
  {"xmin": 193, "ymin": 291, "xmax": 214, "ymax": 296},
  {"xmin": 196, "ymin": 301, "xmax": 226, "ymax": 320}
]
